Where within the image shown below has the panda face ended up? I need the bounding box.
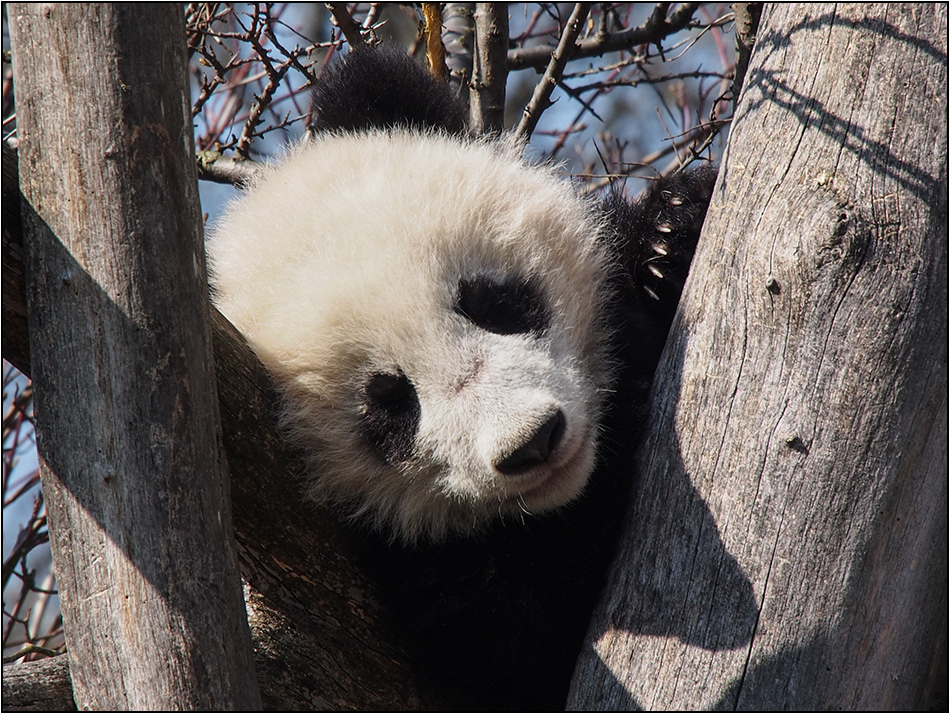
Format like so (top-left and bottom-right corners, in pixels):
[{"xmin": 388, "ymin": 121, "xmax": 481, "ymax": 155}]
[{"xmin": 208, "ymin": 130, "xmax": 613, "ymax": 541}]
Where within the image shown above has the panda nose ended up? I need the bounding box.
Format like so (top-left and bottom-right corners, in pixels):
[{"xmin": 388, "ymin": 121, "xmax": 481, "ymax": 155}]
[{"xmin": 495, "ymin": 410, "xmax": 565, "ymax": 475}]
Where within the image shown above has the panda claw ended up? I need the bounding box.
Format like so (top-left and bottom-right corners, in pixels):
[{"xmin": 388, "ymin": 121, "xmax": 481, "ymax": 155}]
[{"xmin": 656, "ymin": 223, "xmax": 673, "ymax": 234}]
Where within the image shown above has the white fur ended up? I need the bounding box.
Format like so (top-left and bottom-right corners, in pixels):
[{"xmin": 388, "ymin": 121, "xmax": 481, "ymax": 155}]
[{"xmin": 208, "ymin": 129, "xmax": 614, "ymax": 541}]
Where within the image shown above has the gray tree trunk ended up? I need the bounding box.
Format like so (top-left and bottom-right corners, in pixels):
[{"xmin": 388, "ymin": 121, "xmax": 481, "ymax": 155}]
[
  {"xmin": 8, "ymin": 4, "xmax": 260, "ymax": 709},
  {"xmin": 569, "ymin": 3, "xmax": 947, "ymax": 710}
]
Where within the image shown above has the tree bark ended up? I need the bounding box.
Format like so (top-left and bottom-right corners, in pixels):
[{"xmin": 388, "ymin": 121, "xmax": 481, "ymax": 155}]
[
  {"xmin": 3, "ymin": 64, "xmax": 425, "ymax": 714},
  {"xmin": 469, "ymin": 3, "xmax": 509, "ymax": 134},
  {"xmin": 1, "ymin": 145, "xmax": 29, "ymax": 375},
  {"xmin": 1, "ymin": 656, "xmax": 75, "ymax": 712},
  {"xmin": 570, "ymin": 3, "xmax": 947, "ymax": 710},
  {"xmin": 8, "ymin": 4, "xmax": 259, "ymax": 709}
]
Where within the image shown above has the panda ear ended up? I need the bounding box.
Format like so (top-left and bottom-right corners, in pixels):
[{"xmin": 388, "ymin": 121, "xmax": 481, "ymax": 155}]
[{"xmin": 310, "ymin": 47, "xmax": 467, "ymax": 135}]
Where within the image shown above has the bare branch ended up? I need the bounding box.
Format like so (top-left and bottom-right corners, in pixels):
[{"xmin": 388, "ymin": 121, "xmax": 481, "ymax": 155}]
[
  {"xmin": 422, "ymin": 4, "xmax": 448, "ymax": 80},
  {"xmin": 196, "ymin": 150, "xmax": 263, "ymax": 186},
  {"xmin": 516, "ymin": 3, "xmax": 591, "ymax": 141},
  {"xmin": 444, "ymin": 3, "xmax": 475, "ymax": 105},
  {"xmin": 732, "ymin": 3, "xmax": 763, "ymax": 103},
  {"xmin": 327, "ymin": 3, "xmax": 366, "ymax": 50},
  {"xmin": 508, "ymin": 2, "xmax": 702, "ymax": 70},
  {"xmin": 1, "ymin": 654, "xmax": 76, "ymax": 711},
  {"xmin": 233, "ymin": 9, "xmax": 294, "ymax": 158},
  {"xmin": 187, "ymin": 5, "xmax": 327, "ymax": 154}
]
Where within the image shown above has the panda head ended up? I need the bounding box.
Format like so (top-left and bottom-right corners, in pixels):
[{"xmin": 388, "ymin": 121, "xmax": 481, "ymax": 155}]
[{"xmin": 208, "ymin": 52, "xmax": 616, "ymax": 542}]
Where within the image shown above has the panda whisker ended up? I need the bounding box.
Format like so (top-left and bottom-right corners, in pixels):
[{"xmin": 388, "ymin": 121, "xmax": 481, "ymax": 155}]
[{"xmin": 516, "ymin": 493, "xmax": 535, "ymax": 517}]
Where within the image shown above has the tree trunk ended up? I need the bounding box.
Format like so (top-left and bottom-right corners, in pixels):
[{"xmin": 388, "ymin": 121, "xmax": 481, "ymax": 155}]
[
  {"xmin": 8, "ymin": 4, "xmax": 260, "ymax": 709},
  {"xmin": 570, "ymin": 3, "xmax": 947, "ymax": 710}
]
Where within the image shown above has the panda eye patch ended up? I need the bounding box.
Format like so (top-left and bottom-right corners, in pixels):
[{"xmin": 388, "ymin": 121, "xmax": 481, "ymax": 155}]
[
  {"xmin": 454, "ymin": 274, "xmax": 548, "ymax": 335},
  {"xmin": 360, "ymin": 371, "xmax": 420, "ymax": 464}
]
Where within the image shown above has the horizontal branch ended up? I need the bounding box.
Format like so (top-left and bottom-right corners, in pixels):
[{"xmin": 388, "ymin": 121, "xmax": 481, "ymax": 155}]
[
  {"xmin": 196, "ymin": 151, "xmax": 263, "ymax": 185},
  {"xmin": 507, "ymin": 3, "xmax": 703, "ymax": 70},
  {"xmin": 2, "ymin": 655, "xmax": 76, "ymax": 712}
]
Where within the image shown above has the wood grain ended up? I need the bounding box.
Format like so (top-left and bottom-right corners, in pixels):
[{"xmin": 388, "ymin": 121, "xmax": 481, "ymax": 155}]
[{"xmin": 570, "ymin": 3, "xmax": 947, "ymax": 709}]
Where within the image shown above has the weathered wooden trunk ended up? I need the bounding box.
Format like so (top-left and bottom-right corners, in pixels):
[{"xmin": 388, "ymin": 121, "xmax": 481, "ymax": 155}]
[
  {"xmin": 8, "ymin": 4, "xmax": 260, "ymax": 709},
  {"xmin": 570, "ymin": 3, "xmax": 948, "ymax": 709},
  {"xmin": 5, "ymin": 5, "xmax": 425, "ymax": 707}
]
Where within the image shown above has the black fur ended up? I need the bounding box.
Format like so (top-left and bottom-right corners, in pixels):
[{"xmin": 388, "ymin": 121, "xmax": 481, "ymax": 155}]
[
  {"xmin": 311, "ymin": 47, "xmax": 466, "ymax": 135},
  {"xmin": 360, "ymin": 371, "xmax": 421, "ymax": 464},
  {"xmin": 310, "ymin": 48, "xmax": 716, "ymax": 710},
  {"xmin": 605, "ymin": 166, "xmax": 717, "ymax": 329},
  {"xmin": 601, "ymin": 166, "xmax": 717, "ymax": 409},
  {"xmin": 455, "ymin": 273, "xmax": 550, "ymax": 336}
]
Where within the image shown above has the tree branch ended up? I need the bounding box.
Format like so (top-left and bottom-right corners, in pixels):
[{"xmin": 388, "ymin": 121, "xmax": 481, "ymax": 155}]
[
  {"xmin": 327, "ymin": 3, "xmax": 367, "ymax": 50},
  {"xmin": 469, "ymin": 3, "xmax": 509, "ymax": 134},
  {"xmin": 2, "ymin": 655, "xmax": 76, "ymax": 712},
  {"xmin": 516, "ymin": 3, "xmax": 590, "ymax": 141},
  {"xmin": 422, "ymin": 4, "xmax": 448, "ymax": 80},
  {"xmin": 196, "ymin": 150, "xmax": 262, "ymax": 186},
  {"xmin": 507, "ymin": 2, "xmax": 701, "ymax": 70},
  {"xmin": 732, "ymin": 3, "xmax": 763, "ymax": 103},
  {"xmin": 443, "ymin": 3, "xmax": 475, "ymax": 110}
]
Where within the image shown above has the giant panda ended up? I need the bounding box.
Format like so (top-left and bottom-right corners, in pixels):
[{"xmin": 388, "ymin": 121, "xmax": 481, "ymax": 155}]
[{"xmin": 208, "ymin": 47, "xmax": 715, "ymax": 710}]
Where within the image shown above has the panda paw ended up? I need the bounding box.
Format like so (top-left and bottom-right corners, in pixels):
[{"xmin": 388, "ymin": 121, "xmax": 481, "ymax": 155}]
[{"xmin": 603, "ymin": 164, "xmax": 717, "ymax": 321}]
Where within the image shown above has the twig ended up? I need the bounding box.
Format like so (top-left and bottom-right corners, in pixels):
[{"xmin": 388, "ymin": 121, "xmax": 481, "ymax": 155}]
[
  {"xmin": 516, "ymin": 3, "xmax": 591, "ymax": 141},
  {"xmin": 2, "ymin": 643, "xmax": 61, "ymax": 664},
  {"xmin": 507, "ymin": 2, "xmax": 702, "ymax": 70},
  {"xmin": 196, "ymin": 151, "xmax": 263, "ymax": 186},
  {"xmin": 326, "ymin": 4, "xmax": 365, "ymax": 50}
]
